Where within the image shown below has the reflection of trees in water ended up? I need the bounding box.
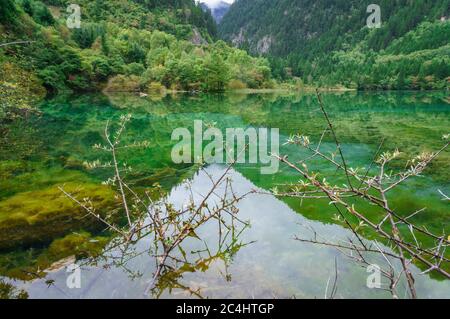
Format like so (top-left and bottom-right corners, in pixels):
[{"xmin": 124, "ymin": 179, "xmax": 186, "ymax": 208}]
[
  {"xmin": 0, "ymin": 279, "xmax": 28, "ymax": 299},
  {"xmin": 123, "ymin": 225, "xmax": 251, "ymax": 298},
  {"xmin": 1, "ymin": 91, "xmax": 449, "ymax": 298},
  {"xmin": 61, "ymin": 116, "xmax": 253, "ymax": 298},
  {"xmin": 273, "ymin": 91, "xmax": 450, "ymax": 299},
  {"xmin": 72, "ymin": 170, "xmax": 254, "ymax": 299}
]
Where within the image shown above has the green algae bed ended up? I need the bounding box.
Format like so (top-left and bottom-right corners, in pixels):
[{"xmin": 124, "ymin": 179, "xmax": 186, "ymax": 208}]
[
  {"xmin": 0, "ymin": 183, "xmax": 117, "ymax": 250},
  {"xmin": 0, "ymin": 91, "xmax": 448, "ymax": 297}
]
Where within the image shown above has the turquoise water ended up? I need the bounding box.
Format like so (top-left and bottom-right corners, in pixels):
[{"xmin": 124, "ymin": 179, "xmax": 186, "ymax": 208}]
[{"xmin": 0, "ymin": 91, "xmax": 449, "ymax": 298}]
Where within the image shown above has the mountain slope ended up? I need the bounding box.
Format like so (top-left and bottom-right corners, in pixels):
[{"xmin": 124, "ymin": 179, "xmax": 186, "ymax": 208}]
[
  {"xmin": 0, "ymin": 0, "xmax": 272, "ymax": 103},
  {"xmin": 219, "ymin": 0, "xmax": 450, "ymax": 89}
]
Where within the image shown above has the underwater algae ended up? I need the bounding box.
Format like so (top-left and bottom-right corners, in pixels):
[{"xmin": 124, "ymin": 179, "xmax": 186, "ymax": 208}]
[{"xmin": 0, "ymin": 182, "xmax": 118, "ymax": 250}]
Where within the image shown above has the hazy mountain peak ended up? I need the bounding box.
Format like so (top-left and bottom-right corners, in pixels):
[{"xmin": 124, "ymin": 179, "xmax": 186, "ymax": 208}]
[
  {"xmin": 200, "ymin": 0, "xmax": 233, "ymax": 9},
  {"xmin": 200, "ymin": 1, "xmax": 231, "ymax": 23}
]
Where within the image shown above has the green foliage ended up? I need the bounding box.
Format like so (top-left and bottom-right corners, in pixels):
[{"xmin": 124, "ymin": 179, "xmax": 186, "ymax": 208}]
[
  {"xmin": 123, "ymin": 62, "xmax": 145, "ymax": 76},
  {"xmin": 104, "ymin": 74, "xmax": 141, "ymax": 92},
  {"xmin": 37, "ymin": 66, "xmax": 66, "ymax": 91},
  {"xmin": 0, "ymin": 0, "xmax": 19, "ymax": 26},
  {"xmin": 227, "ymin": 79, "xmax": 247, "ymax": 90},
  {"xmin": 387, "ymin": 21, "xmax": 450, "ymax": 54},
  {"xmin": 0, "ymin": 0, "xmax": 270, "ymax": 96},
  {"xmin": 220, "ymin": 0, "xmax": 450, "ymax": 90},
  {"xmin": 140, "ymin": 36, "xmax": 271, "ymax": 91},
  {"xmin": 201, "ymin": 51, "xmax": 230, "ymax": 91},
  {"xmin": 23, "ymin": 0, "xmax": 54, "ymax": 26},
  {"xmin": 146, "ymin": 81, "xmax": 166, "ymax": 94},
  {"xmin": 72, "ymin": 23, "xmax": 105, "ymax": 49},
  {"xmin": 0, "ymin": 60, "xmax": 46, "ymax": 118},
  {"xmin": 325, "ymin": 40, "xmax": 450, "ymax": 90}
]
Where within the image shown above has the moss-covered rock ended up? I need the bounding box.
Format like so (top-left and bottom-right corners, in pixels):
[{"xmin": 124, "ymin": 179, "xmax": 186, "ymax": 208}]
[
  {"xmin": 0, "ymin": 231, "xmax": 110, "ymax": 281},
  {"xmin": 0, "ymin": 183, "xmax": 118, "ymax": 250},
  {"xmin": 37, "ymin": 232, "xmax": 109, "ymax": 273}
]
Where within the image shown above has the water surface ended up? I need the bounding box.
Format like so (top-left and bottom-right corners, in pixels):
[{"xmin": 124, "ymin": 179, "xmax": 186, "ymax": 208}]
[{"xmin": 0, "ymin": 91, "xmax": 449, "ymax": 298}]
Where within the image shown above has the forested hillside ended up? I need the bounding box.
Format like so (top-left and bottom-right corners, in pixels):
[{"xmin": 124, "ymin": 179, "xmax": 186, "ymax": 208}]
[
  {"xmin": 219, "ymin": 0, "xmax": 450, "ymax": 90},
  {"xmin": 0, "ymin": 0, "xmax": 272, "ymax": 111}
]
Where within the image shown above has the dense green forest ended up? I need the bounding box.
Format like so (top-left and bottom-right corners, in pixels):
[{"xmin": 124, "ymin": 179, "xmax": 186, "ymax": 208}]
[
  {"xmin": 219, "ymin": 0, "xmax": 450, "ymax": 90},
  {"xmin": 1, "ymin": 0, "xmax": 449, "ymax": 118},
  {"xmin": 0, "ymin": 0, "xmax": 273, "ymax": 113}
]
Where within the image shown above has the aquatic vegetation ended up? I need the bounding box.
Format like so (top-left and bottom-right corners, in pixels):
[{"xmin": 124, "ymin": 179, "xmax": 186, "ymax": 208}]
[
  {"xmin": 0, "ymin": 160, "xmax": 27, "ymax": 180},
  {"xmin": 0, "ymin": 162, "xmax": 93, "ymax": 200},
  {"xmin": 273, "ymin": 91, "xmax": 449, "ymax": 298},
  {"xmin": 0, "ymin": 182, "xmax": 118, "ymax": 250},
  {"xmin": 56, "ymin": 115, "xmax": 251, "ymax": 297},
  {"xmin": 0, "ymin": 91, "xmax": 448, "ymax": 298},
  {"xmin": 0, "ymin": 231, "xmax": 110, "ymax": 281},
  {"xmin": 44, "ymin": 231, "xmax": 109, "ymax": 261}
]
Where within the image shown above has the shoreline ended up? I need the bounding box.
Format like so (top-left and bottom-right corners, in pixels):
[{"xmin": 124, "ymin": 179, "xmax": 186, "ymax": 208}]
[{"xmin": 102, "ymin": 87, "xmax": 449, "ymax": 97}]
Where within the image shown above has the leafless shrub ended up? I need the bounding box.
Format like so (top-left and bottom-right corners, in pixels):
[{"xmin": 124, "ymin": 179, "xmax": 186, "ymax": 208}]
[
  {"xmin": 274, "ymin": 89, "xmax": 449, "ymax": 299},
  {"xmin": 60, "ymin": 115, "xmax": 253, "ymax": 297}
]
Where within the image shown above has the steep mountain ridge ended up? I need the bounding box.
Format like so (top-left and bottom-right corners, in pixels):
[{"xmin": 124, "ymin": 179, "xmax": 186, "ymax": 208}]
[{"xmin": 219, "ymin": 0, "xmax": 450, "ymax": 89}]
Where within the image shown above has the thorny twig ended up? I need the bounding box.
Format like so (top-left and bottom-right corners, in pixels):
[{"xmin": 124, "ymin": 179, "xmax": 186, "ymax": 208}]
[
  {"xmin": 61, "ymin": 115, "xmax": 252, "ymax": 297},
  {"xmin": 275, "ymin": 90, "xmax": 449, "ymax": 299}
]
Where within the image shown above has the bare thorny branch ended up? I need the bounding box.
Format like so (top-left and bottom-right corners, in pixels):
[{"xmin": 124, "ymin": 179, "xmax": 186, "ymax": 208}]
[
  {"xmin": 58, "ymin": 94, "xmax": 449, "ymax": 299},
  {"xmin": 60, "ymin": 114, "xmax": 253, "ymax": 297},
  {"xmin": 275, "ymin": 90, "xmax": 449, "ymax": 299}
]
